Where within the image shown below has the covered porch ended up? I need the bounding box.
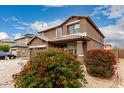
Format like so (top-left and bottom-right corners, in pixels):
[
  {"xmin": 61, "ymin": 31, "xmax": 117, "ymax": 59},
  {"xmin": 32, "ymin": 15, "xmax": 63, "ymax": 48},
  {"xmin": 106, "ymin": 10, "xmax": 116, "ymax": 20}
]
[{"xmin": 50, "ymin": 34, "xmax": 90, "ymax": 64}]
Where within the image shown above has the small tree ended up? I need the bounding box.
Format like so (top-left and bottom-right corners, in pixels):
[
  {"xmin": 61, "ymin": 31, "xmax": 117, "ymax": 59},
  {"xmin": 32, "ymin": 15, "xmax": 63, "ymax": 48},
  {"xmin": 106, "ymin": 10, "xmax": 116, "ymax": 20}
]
[
  {"xmin": 13, "ymin": 48, "xmax": 87, "ymax": 88},
  {"xmin": 84, "ymin": 49, "xmax": 117, "ymax": 79},
  {"xmin": 0, "ymin": 45, "xmax": 10, "ymax": 52},
  {"xmin": 113, "ymin": 46, "xmax": 119, "ymax": 51}
]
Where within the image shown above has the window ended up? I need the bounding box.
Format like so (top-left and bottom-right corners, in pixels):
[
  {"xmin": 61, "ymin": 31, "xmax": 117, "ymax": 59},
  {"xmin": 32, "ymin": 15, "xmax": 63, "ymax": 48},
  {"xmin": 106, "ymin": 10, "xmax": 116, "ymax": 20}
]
[
  {"xmin": 67, "ymin": 43, "xmax": 77, "ymax": 55},
  {"xmin": 68, "ymin": 23, "xmax": 80, "ymax": 34},
  {"xmin": 56, "ymin": 27, "xmax": 62, "ymax": 38}
]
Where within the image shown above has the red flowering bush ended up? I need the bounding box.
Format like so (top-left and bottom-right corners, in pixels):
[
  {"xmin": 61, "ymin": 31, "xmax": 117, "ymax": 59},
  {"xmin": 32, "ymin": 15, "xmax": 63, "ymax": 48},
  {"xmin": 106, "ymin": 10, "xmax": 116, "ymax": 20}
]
[
  {"xmin": 84, "ymin": 49, "xmax": 117, "ymax": 79},
  {"xmin": 13, "ymin": 48, "xmax": 87, "ymax": 88}
]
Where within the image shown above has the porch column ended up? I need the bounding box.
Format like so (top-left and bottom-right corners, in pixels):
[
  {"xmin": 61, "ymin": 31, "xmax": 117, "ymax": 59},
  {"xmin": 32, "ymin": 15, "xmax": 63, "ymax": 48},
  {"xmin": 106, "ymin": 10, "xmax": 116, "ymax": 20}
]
[{"xmin": 77, "ymin": 41, "xmax": 84, "ymax": 64}]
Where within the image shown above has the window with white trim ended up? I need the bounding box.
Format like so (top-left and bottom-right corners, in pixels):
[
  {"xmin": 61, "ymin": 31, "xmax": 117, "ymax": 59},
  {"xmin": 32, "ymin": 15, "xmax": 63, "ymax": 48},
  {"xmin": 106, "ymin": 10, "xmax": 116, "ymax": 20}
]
[
  {"xmin": 68, "ymin": 23, "xmax": 80, "ymax": 34},
  {"xmin": 56, "ymin": 27, "xmax": 62, "ymax": 38}
]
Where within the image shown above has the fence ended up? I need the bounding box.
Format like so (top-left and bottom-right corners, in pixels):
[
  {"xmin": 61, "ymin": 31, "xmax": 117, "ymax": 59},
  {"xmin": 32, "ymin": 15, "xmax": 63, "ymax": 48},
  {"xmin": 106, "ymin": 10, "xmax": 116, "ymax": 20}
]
[{"xmin": 112, "ymin": 49, "xmax": 124, "ymax": 58}]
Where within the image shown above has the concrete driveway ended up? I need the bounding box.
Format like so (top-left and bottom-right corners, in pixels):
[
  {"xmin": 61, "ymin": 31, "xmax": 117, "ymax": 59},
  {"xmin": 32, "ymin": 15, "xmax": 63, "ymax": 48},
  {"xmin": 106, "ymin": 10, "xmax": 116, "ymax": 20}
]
[{"xmin": 0, "ymin": 58, "xmax": 28, "ymax": 88}]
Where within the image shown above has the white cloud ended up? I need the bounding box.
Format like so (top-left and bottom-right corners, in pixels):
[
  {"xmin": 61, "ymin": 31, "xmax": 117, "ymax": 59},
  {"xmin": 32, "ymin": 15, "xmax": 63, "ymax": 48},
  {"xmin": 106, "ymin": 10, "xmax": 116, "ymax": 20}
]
[
  {"xmin": 41, "ymin": 5, "xmax": 65, "ymax": 11},
  {"xmin": 2, "ymin": 16, "xmax": 18, "ymax": 22},
  {"xmin": 10, "ymin": 16, "xmax": 18, "ymax": 21},
  {"xmin": 31, "ymin": 21, "xmax": 47, "ymax": 31},
  {"xmin": 90, "ymin": 5, "xmax": 110, "ymax": 16},
  {"xmin": 108, "ymin": 6, "xmax": 124, "ymax": 19},
  {"xmin": 96, "ymin": 17, "xmax": 101, "ymax": 19},
  {"xmin": 100, "ymin": 17, "xmax": 124, "ymax": 48},
  {"xmin": 17, "ymin": 21, "xmax": 30, "ymax": 26},
  {"xmin": 14, "ymin": 26, "xmax": 26, "ymax": 30},
  {"xmin": 91, "ymin": 5, "xmax": 124, "ymax": 48},
  {"xmin": 0, "ymin": 32, "xmax": 9, "ymax": 40},
  {"xmin": 48, "ymin": 19, "xmax": 63, "ymax": 25},
  {"xmin": 13, "ymin": 33, "xmax": 22, "ymax": 39},
  {"xmin": 30, "ymin": 19, "xmax": 64, "ymax": 31},
  {"xmin": 2, "ymin": 16, "xmax": 30, "ymax": 26},
  {"xmin": 91, "ymin": 5, "xmax": 124, "ymax": 19},
  {"xmin": 1, "ymin": 16, "xmax": 64, "ymax": 39}
]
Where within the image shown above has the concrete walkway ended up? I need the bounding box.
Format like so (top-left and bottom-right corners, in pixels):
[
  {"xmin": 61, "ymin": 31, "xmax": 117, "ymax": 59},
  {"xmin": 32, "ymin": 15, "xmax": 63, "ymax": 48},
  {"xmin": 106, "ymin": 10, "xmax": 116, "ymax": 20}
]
[{"xmin": 0, "ymin": 58, "xmax": 28, "ymax": 88}]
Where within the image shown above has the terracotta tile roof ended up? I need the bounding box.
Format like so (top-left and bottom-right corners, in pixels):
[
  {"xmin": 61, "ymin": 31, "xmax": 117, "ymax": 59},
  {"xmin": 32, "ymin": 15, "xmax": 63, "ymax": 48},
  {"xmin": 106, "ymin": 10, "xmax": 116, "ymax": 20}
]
[
  {"xmin": 28, "ymin": 33, "xmax": 90, "ymax": 45},
  {"xmin": 51, "ymin": 33, "xmax": 90, "ymax": 42}
]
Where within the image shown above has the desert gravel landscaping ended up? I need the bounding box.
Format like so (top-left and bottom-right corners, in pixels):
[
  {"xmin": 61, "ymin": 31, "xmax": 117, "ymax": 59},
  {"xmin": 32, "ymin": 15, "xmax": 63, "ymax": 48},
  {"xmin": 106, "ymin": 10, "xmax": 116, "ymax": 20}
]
[
  {"xmin": 84, "ymin": 58, "xmax": 124, "ymax": 88},
  {"xmin": 0, "ymin": 58, "xmax": 28, "ymax": 88},
  {"xmin": 118, "ymin": 58, "xmax": 124, "ymax": 87},
  {"xmin": 84, "ymin": 65, "xmax": 118, "ymax": 88},
  {"xmin": 0, "ymin": 58, "xmax": 124, "ymax": 88}
]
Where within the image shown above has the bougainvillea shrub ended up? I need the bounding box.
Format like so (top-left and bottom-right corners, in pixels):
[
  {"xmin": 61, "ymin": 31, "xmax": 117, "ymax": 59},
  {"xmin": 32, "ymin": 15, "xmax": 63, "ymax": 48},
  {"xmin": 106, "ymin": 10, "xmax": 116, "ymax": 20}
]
[
  {"xmin": 13, "ymin": 48, "xmax": 87, "ymax": 88},
  {"xmin": 84, "ymin": 49, "xmax": 117, "ymax": 79}
]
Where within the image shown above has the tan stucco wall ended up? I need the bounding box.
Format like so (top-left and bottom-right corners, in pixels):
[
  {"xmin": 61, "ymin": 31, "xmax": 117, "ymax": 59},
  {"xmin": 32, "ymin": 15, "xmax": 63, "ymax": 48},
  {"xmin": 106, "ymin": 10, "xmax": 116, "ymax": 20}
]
[
  {"xmin": 28, "ymin": 37, "xmax": 51, "ymax": 58},
  {"xmin": 86, "ymin": 20, "xmax": 104, "ymax": 44},
  {"xmin": 80, "ymin": 18, "xmax": 87, "ymax": 33},
  {"xmin": 87, "ymin": 40, "xmax": 103, "ymax": 50},
  {"xmin": 11, "ymin": 47, "xmax": 29, "ymax": 57},
  {"xmin": 29, "ymin": 38, "xmax": 48, "ymax": 47},
  {"xmin": 40, "ymin": 17, "xmax": 81, "ymax": 37},
  {"xmin": 62, "ymin": 17, "xmax": 80, "ymax": 35},
  {"xmin": 84, "ymin": 19, "xmax": 104, "ymax": 49},
  {"xmin": 40, "ymin": 29, "xmax": 56, "ymax": 39},
  {"xmin": 30, "ymin": 48, "xmax": 45, "ymax": 58},
  {"xmin": 17, "ymin": 47, "xmax": 29, "ymax": 57}
]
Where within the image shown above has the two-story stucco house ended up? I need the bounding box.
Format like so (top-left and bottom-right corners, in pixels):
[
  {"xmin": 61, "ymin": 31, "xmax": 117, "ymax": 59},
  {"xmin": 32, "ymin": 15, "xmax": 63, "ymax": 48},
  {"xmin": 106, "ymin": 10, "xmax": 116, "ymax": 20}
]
[
  {"xmin": 28, "ymin": 15, "xmax": 105, "ymax": 63},
  {"xmin": 0, "ymin": 39, "xmax": 15, "ymax": 47},
  {"xmin": 10, "ymin": 34, "xmax": 34, "ymax": 57}
]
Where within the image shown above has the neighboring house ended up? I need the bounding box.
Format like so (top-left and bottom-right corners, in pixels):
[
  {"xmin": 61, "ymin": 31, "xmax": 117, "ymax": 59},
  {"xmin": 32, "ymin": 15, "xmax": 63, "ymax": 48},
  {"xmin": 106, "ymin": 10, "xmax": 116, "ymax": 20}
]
[
  {"xmin": 10, "ymin": 34, "xmax": 34, "ymax": 57},
  {"xmin": 0, "ymin": 39, "xmax": 15, "ymax": 47},
  {"xmin": 28, "ymin": 15, "xmax": 105, "ymax": 63},
  {"xmin": 104, "ymin": 44, "xmax": 112, "ymax": 50}
]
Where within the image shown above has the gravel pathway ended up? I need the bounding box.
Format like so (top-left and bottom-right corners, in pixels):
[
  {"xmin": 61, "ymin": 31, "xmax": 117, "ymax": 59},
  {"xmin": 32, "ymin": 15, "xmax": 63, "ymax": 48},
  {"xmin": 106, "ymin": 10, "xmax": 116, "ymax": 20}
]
[
  {"xmin": 118, "ymin": 58, "xmax": 124, "ymax": 87},
  {"xmin": 0, "ymin": 58, "xmax": 28, "ymax": 88},
  {"xmin": 83, "ymin": 65, "xmax": 117, "ymax": 88},
  {"xmin": 84, "ymin": 58, "xmax": 124, "ymax": 88}
]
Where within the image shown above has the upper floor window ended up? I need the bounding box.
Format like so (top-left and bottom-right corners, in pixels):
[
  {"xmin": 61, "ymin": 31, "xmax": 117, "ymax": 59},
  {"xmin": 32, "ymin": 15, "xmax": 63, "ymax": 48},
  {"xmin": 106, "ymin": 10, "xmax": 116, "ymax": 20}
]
[
  {"xmin": 56, "ymin": 27, "xmax": 62, "ymax": 38},
  {"xmin": 68, "ymin": 23, "xmax": 80, "ymax": 34}
]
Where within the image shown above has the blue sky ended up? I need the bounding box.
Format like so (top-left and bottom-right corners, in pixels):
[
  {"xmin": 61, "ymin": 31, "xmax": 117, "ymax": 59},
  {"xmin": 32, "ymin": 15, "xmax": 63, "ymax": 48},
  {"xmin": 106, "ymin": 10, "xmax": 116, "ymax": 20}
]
[{"xmin": 0, "ymin": 5, "xmax": 124, "ymax": 47}]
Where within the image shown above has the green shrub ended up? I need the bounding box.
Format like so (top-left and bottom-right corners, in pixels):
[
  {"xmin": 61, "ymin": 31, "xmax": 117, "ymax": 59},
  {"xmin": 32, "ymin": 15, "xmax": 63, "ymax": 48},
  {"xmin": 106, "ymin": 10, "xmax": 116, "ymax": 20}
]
[
  {"xmin": 13, "ymin": 48, "xmax": 87, "ymax": 88},
  {"xmin": 84, "ymin": 49, "xmax": 117, "ymax": 79},
  {"xmin": 0, "ymin": 44, "xmax": 10, "ymax": 52}
]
